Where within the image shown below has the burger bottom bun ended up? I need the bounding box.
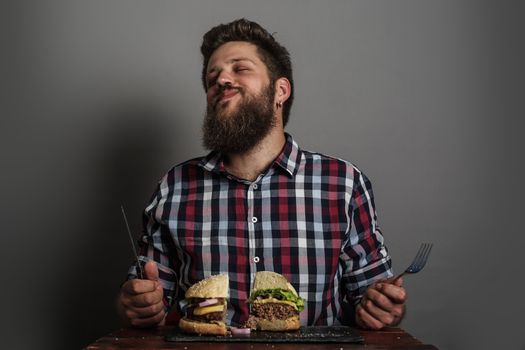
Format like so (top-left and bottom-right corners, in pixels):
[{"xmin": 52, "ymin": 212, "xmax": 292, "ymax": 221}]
[
  {"xmin": 257, "ymin": 316, "xmax": 301, "ymax": 331},
  {"xmin": 178, "ymin": 318, "xmax": 227, "ymax": 335}
]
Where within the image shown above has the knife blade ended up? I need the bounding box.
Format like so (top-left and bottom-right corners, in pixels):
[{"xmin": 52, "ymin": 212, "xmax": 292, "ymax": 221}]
[{"xmin": 121, "ymin": 205, "xmax": 144, "ymax": 279}]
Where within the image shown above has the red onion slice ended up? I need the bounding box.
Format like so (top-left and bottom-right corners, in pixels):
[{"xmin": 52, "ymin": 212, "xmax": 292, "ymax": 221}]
[
  {"xmin": 230, "ymin": 327, "xmax": 251, "ymax": 336},
  {"xmin": 198, "ymin": 298, "xmax": 219, "ymax": 307}
]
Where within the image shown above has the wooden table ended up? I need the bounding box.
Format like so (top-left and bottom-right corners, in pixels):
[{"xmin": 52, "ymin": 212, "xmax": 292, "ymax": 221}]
[{"xmin": 85, "ymin": 326, "xmax": 438, "ymax": 349}]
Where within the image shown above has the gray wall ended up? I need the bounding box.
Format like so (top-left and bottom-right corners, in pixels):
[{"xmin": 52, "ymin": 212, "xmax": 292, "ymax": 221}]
[{"xmin": 2, "ymin": 1, "xmax": 524, "ymax": 349}]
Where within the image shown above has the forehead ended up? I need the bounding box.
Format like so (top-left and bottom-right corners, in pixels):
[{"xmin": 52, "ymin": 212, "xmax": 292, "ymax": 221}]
[{"xmin": 207, "ymin": 41, "xmax": 264, "ymax": 72}]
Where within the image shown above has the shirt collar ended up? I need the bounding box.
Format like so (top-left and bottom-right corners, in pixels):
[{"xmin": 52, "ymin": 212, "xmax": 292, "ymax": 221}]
[
  {"xmin": 199, "ymin": 133, "xmax": 303, "ymax": 178},
  {"xmin": 273, "ymin": 133, "xmax": 302, "ymax": 177}
]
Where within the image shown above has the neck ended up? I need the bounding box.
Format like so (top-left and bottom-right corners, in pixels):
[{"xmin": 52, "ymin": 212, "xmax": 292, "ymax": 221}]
[{"xmin": 223, "ymin": 128, "xmax": 286, "ymax": 182}]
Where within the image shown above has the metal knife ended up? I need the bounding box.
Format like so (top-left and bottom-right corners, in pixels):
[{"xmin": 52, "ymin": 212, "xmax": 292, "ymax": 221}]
[{"xmin": 121, "ymin": 205, "xmax": 144, "ymax": 279}]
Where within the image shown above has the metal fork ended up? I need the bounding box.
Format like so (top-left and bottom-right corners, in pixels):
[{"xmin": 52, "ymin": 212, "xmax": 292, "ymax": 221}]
[{"xmin": 393, "ymin": 243, "xmax": 433, "ymax": 282}]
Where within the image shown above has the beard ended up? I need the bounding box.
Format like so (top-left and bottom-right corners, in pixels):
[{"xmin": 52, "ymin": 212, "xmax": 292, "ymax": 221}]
[{"xmin": 202, "ymin": 83, "xmax": 276, "ymax": 154}]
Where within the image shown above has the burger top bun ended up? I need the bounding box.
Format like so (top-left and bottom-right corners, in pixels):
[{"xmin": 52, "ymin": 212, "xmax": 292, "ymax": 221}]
[
  {"xmin": 184, "ymin": 274, "xmax": 228, "ymax": 299},
  {"xmin": 252, "ymin": 271, "xmax": 298, "ymax": 297}
]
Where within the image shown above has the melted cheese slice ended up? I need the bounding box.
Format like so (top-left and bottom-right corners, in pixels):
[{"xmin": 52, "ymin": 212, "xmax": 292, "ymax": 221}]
[
  {"xmin": 193, "ymin": 304, "xmax": 225, "ymax": 315},
  {"xmin": 255, "ymin": 297, "xmax": 298, "ymax": 310}
]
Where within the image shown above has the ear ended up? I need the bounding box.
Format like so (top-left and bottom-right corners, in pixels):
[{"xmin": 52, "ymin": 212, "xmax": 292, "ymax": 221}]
[{"xmin": 274, "ymin": 77, "xmax": 291, "ymax": 105}]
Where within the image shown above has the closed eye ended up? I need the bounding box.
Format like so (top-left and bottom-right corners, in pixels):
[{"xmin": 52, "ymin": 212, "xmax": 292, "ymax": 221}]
[
  {"xmin": 207, "ymin": 77, "xmax": 217, "ymax": 88},
  {"xmin": 234, "ymin": 66, "xmax": 249, "ymax": 73}
]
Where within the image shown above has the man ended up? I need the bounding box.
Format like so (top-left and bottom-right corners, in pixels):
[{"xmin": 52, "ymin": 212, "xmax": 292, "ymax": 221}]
[{"xmin": 116, "ymin": 18, "xmax": 406, "ymax": 330}]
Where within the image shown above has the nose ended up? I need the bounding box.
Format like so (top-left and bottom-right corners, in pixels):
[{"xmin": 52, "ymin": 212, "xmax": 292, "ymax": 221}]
[{"xmin": 216, "ymin": 70, "xmax": 233, "ymax": 88}]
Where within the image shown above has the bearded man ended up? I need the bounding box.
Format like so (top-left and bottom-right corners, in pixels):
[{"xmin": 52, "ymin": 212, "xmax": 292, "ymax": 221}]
[{"xmin": 116, "ymin": 18, "xmax": 406, "ymax": 331}]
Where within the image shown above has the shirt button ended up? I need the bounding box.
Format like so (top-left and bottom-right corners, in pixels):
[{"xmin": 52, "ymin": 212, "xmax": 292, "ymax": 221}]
[
  {"xmin": 253, "ymin": 184, "xmax": 258, "ymax": 189},
  {"xmin": 251, "ymin": 216, "xmax": 258, "ymax": 223},
  {"xmin": 253, "ymin": 256, "xmax": 260, "ymax": 263}
]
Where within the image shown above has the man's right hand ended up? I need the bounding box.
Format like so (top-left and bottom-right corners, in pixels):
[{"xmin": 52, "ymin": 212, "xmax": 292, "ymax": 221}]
[{"xmin": 117, "ymin": 260, "xmax": 166, "ymax": 327}]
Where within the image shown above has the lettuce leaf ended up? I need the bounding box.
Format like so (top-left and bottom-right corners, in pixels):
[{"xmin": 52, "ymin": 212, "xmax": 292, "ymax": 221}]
[{"xmin": 249, "ymin": 288, "xmax": 305, "ymax": 312}]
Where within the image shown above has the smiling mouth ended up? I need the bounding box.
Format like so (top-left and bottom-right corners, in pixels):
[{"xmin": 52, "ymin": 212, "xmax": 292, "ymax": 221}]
[{"xmin": 215, "ymin": 88, "xmax": 240, "ymax": 108}]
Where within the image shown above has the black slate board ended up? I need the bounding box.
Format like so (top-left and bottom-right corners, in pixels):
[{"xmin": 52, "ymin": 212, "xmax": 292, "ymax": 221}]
[{"xmin": 165, "ymin": 326, "xmax": 364, "ymax": 343}]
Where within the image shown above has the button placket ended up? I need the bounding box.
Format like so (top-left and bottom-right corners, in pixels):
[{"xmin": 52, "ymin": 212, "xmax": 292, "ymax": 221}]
[
  {"xmin": 246, "ymin": 181, "xmax": 256, "ymax": 287},
  {"xmin": 247, "ymin": 176, "xmax": 264, "ymax": 285}
]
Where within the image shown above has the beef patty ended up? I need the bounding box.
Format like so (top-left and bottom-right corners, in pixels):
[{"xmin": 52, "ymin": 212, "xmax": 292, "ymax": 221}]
[{"xmin": 251, "ymin": 303, "xmax": 298, "ymax": 320}]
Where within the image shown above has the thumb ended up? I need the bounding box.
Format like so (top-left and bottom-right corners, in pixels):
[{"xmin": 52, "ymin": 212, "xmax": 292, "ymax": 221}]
[{"xmin": 144, "ymin": 260, "xmax": 159, "ymax": 281}]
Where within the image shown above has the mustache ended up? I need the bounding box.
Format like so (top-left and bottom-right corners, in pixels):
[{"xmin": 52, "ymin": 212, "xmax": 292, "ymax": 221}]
[{"xmin": 213, "ymin": 85, "xmax": 243, "ymax": 106}]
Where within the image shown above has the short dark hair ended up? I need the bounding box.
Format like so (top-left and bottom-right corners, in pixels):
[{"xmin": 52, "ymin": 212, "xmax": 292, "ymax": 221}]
[{"xmin": 201, "ymin": 18, "xmax": 294, "ymax": 126}]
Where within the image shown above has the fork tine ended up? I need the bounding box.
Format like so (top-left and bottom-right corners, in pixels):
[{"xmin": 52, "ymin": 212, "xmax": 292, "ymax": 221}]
[
  {"xmin": 413, "ymin": 243, "xmax": 432, "ymax": 270},
  {"xmin": 393, "ymin": 242, "xmax": 433, "ymax": 281},
  {"xmin": 413, "ymin": 244, "xmax": 427, "ymax": 264},
  {"xmin": 408, "ymin": 244, "xmax": 426, "ymax": 269}
]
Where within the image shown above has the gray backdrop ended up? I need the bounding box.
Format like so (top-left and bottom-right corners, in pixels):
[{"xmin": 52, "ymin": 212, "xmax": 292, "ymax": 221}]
[{"xmin": 2, "ymin": 1, "xmax": 524, "ymax": 349}]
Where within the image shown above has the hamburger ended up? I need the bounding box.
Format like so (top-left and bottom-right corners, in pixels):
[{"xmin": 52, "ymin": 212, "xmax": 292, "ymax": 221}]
[
  {"xmin": 246, "ymin": 271, "xmax": 304, "ymax": 331},
  {"xmin": 179, "ymin": 274, "xmax": 228, "ymax": 335}
]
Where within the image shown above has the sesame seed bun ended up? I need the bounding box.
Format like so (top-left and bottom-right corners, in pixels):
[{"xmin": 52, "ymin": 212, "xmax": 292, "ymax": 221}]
[
  {"xmin": 185, "ymin": 274, "xmax": 228, "ymax": 299},
  {"xmin": 252, "ymin": 271, "xmax": 298, "ymax": 296}
]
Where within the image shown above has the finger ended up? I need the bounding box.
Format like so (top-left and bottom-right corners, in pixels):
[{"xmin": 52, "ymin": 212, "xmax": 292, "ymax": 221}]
[
  {"xmin": 366, "ymin": 287, "xmax": 395, "ymax": 312},
  {"xmin": 376, "ymin": 283, "xmax": 407, "ymax": 304},
  {"xmin": 356, "ymin": 304, "xmax": 384, "ymax": 330},
  {"xmin": 127, "ymin": 286, "xmax": 164, "ymax": 308},
  {"xmin": 124, "ymin": 300, "xmax": 166, "ymax": 320},
  {"xmin": 130, "ymin": 309, "xmax": 166, "ymax": 328},
  {"xmin": 362, "ymin": 298, "xmax": 396, "ymax": 326},
  {"xmin": 144, "ymin": 260, "xmax": 159, "ymax": 281},
  {"xmin": 122, "ymin": 278, "xmax": 159, "ymax": 295},
  {"xmin": 390, "ymin": 304, "xmax": 405, "ymax": 320}
]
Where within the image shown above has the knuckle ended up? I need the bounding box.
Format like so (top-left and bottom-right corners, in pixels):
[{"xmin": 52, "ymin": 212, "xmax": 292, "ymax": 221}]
[
  {"xmin": 148, "ymin": 303, "xmax": 161, "ymax": 315},
  {"xmin": 124, "ymin": 295, "xmax": 136, "ymax": 307},
  {"xmin": 366, "ymin": 319, "xmax": 379, "ymax": 330},
  {"xmin": 156, "ymin": 302, "xmax": 165, "ymax": 313},
  {"xmin": 130, "ymin": 318, "xmax": 140, "ymax": 327},
  {"xmin": 394, "ymin": 305, "xmax": 405, "ymax": 317},
  {"xmin": 146, "ymin": 304, "xmax": 156, "ymax": 315},
  {"xmin": 392, "ymin": 305, "xmax": 401, "ymax": 315},
  {"xmin": 141, "ymin": 293, "xmax": 151, "ymax": 306},
  {"xmin": 374, "ymin": 293, "xmax": 387, "ymax": 305},
  {"xmin": 121, "ymin": 281, "xmax": 133, "ymax": 294},
  {"xmin": 384, "ymin": 315, "xmax": 394, "ymax": 325},
  {"xmin": 372, "ymin": 323, "xmax": 383, "ymax": 330},
  {"xmin": 357, "ymin": 305, "xmax": 365, "ymax": 316},
  {"xmin": 124, "ymin": 309, "xmax": 133, "ymax": 319},
  {"xmin": 129, "ymin": 281, "xmax": 140, "ymax": 294},
  {"xmin": 154, "ymin": 310, "xmax": 166, "ymax": 322},
  {"xmin": 144, "ymin": 293, "xmax": 155, "ymax": 306},
  {"xmin": 118, "ymin": 293, "xmax": 128, "ymax": 306}
]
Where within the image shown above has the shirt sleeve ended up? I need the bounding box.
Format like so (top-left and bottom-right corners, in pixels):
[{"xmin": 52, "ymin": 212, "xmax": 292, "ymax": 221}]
[
  {"xmin": 340, "ymin": 169, "xmax": 393, "ymax": 305},
  {"xmin": 126, "ymin": 179, "xmax": 178, "ymax": 310}
]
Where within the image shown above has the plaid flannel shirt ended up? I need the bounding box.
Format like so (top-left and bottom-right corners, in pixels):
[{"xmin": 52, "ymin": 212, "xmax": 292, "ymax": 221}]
[{"xmin": 129, "ymin": 133, "xmax": 392, "ymax": 326}]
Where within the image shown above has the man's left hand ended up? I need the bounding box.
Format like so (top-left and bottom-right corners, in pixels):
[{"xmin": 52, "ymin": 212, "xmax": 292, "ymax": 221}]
[{"xmin": 356, "ymin": 277, "xmax": 407, "ymax": 330}]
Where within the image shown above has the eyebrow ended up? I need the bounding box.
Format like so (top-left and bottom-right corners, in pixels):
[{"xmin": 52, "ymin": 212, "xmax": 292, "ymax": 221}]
[{"xmin": 207, "ymin": 57, "xmax": 257, "ymax": 76}]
